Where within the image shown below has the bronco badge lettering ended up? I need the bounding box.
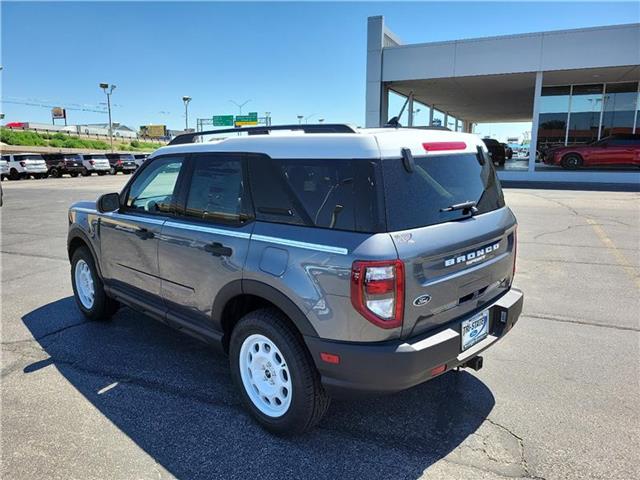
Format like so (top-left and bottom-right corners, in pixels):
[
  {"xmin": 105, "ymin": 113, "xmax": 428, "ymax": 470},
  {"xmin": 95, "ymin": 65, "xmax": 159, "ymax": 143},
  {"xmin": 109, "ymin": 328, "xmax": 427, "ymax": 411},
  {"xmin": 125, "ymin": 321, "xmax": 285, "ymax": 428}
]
[{"xmin": 444, "ymin": 242, "xmax": 500, "ymax": 268}]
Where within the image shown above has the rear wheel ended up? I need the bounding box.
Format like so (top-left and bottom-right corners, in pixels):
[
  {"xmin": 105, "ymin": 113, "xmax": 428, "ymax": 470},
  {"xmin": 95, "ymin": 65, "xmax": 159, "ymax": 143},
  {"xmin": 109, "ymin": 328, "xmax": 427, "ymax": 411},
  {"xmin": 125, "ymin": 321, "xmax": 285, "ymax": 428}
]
[
  {"xmin": 71, "ymin": 247, "xmax": 119, "ymax": 321},
  {"xmin": 50, "ymin": 168, "xmax": 60, "ymax": 178},
  {"xmin": 70, "ymin": 172, "xmax": 79, "ymax": 178},
  {"xmin": 9, "ymin": 169, "xmax": 20, "ymax": 180},
  {"xmin": 561, "ymin": 154, "xmax": 582, "ymax": 170},
  {"xmin": 97, "ymin": 171, "xmax": 106, "ymax": 176},
  {"xmin": 81, "ymin": 168, "xmax": 90, "ymax": 177},
  {"xmin": 229, "ymin": 309, "xmax": 330, "ymax": 434}
]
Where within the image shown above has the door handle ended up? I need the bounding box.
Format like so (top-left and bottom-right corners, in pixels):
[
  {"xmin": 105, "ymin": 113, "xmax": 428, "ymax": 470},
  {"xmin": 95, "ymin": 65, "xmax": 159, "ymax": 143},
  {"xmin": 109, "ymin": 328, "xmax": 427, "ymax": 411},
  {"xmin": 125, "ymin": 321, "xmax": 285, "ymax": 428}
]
[
  {"xmin": 204, "ymin": 242, "xmax": 233, "ymax": 257},
  {"xmin": 134, "ymin": 228, "xmax": 155, "ymax": 240}
]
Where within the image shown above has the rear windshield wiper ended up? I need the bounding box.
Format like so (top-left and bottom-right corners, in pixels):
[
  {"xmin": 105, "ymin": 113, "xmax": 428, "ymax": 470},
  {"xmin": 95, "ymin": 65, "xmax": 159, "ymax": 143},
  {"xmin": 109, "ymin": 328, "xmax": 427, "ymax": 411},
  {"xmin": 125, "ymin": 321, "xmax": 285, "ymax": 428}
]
[{"xmin": 440, "ymin": 200, "xmax": 478, "ymax": 215}]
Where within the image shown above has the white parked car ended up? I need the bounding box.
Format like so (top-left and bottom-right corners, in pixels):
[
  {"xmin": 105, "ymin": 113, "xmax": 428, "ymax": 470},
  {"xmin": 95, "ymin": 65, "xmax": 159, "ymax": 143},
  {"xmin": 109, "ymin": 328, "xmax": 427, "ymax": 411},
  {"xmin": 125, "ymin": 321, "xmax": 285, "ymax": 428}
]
[
  {"xmin": 1, "ymin": 153, "xmax": 48, "ymax": 180},
  {"xmin": 78, "ymin": 154, "xmax": 111, "ymax": 176},
  {"xmin": 0, "ymin": 156, "xmax": 9, "ymax": 180},
  {"xmin": 133, "ymin": 153, "xmax": 149, "ymax": 168}
]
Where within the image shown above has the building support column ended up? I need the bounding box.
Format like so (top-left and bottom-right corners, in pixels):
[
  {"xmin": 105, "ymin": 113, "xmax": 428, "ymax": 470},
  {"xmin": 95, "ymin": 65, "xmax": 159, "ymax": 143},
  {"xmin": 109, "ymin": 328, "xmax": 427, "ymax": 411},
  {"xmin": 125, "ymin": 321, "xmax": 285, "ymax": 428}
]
[
  {"xmin": 529, "ymin": 71, "xmax": 543, "ymax": 173},
  {"xmin": 429, "ymin": 106, "xmax": 434, "ymax": 126},
  {"xmin": 444, "ymin": 112, "xmax": 449, "ymax": 130},
  {"xmin": 365, "ymin": 16, "xmax": 385, "ymax": 127},
  {"xmin": 407, "ymin": 93, "xmax": 414, "ymax": 127}
]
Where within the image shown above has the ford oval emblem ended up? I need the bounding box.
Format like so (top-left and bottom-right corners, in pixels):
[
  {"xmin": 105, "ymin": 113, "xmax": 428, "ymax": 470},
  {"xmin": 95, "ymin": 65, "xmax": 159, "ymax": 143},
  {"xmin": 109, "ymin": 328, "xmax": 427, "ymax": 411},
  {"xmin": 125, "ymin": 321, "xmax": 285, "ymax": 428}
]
[{"xmin": 413, "ymin": 294, "xmax": 432, "ymax": 307}]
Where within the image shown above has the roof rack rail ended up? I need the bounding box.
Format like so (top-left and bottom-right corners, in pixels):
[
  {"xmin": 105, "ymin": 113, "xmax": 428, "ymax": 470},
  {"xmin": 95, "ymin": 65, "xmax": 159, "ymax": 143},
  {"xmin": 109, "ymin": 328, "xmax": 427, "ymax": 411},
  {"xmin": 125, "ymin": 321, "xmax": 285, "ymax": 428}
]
[{"xmin": 168, "ymin": 123, "xmax": 358, "ymax": 146}]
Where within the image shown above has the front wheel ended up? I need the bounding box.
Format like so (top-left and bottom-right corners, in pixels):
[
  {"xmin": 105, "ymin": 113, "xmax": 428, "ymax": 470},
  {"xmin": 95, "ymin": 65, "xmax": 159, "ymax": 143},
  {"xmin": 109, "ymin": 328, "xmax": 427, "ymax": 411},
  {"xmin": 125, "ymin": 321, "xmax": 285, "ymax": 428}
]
[
  {"xmin": 81, "ymin": 168, "xmax": 90, "ymax": 177},
  {"xmin": 561, "ymin": 154, "xmax": 582, "ymax": 170},
  {"xmin": 229, "ymin": 309, "xmax": 330, "ymax": 434},
  {"xmin": 71, "ymin": 247, "xmax": 119, "ymax": 321},
  {"xmin": 70, "ymin": 172, "xmax": 79, "ymax": 177}
]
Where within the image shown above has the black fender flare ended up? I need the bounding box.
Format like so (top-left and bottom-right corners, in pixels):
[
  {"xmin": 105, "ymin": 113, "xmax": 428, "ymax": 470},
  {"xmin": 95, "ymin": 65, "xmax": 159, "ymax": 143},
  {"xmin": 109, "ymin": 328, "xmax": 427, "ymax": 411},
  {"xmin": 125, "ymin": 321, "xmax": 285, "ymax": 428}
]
[
  {"xmin": 211, "ymin": 279, "xmax": 318, "ymax": 337},
  {"xmin": 67, "ymin": 227, "xmax": 103, "ymax": 279}
]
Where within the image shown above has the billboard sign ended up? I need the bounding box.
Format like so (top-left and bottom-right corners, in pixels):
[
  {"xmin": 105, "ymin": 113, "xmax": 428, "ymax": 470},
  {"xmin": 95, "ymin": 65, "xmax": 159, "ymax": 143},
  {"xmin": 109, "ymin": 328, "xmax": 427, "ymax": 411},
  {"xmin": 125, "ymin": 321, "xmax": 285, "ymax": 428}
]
[
  {"xmin": 141, "ymin": 124, "xmax": 167, "ymax": 138},
  {"xmin": 51, "ymin": 107, "xmax": 66, "ymax": 119}
]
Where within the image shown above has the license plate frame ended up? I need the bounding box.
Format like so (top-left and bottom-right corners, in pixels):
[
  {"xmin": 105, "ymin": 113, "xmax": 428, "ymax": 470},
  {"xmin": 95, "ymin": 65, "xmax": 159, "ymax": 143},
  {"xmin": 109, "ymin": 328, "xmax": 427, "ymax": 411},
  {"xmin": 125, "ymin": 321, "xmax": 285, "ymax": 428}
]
[{"xmin": 461, "ymin": 310, "xmax": 490, "ymax": 351}]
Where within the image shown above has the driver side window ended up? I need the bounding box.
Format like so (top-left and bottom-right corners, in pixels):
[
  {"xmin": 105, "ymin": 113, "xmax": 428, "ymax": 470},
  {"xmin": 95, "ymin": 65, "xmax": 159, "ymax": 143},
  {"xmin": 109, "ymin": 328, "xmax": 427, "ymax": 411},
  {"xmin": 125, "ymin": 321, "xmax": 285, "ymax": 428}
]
[{"xmin": 126, "ymin": 156, "xmax": 184, "ymax": 214}]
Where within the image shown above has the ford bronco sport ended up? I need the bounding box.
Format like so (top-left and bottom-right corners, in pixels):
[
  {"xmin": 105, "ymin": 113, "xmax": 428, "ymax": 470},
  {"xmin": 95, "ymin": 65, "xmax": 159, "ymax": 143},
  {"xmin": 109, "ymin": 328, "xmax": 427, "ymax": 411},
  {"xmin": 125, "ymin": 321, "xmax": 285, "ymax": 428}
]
[{"xmin": 67, "ymin": 124, "xmax": 523, "ymax": 434}]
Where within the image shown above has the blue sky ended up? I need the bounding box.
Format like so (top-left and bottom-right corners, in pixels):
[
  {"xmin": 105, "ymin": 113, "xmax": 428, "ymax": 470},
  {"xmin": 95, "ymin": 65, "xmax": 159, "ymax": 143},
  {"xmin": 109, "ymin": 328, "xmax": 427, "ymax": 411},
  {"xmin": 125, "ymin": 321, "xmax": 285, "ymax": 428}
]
[{"xmin": 2, "ymin": 1, "xmax": 638, "ymax": 140}]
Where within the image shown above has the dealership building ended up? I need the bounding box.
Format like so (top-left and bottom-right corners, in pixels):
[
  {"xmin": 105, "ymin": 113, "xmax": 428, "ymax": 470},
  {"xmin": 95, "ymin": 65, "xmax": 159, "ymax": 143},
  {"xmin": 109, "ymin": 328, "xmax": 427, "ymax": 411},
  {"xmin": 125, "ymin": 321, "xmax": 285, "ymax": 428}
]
[{"xmin": 366, "ymin": 16, "xmax": 640, "ymax": 185}]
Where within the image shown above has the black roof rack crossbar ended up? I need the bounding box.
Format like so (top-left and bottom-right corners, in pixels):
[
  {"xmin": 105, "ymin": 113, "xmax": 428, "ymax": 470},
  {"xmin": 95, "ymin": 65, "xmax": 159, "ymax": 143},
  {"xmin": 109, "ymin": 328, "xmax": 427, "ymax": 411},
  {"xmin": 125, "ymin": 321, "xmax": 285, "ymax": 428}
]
[{"xmin": 169, "ymin": 123, "xmax": 358, "ymax": 145}]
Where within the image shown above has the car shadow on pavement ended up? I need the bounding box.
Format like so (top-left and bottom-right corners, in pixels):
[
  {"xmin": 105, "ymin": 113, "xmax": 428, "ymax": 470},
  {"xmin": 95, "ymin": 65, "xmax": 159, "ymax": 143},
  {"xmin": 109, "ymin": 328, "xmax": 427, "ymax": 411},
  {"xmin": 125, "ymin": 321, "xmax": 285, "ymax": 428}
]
[{"xmin": 23, "ymin": 298, "xmax": 495, "ymax": 480}]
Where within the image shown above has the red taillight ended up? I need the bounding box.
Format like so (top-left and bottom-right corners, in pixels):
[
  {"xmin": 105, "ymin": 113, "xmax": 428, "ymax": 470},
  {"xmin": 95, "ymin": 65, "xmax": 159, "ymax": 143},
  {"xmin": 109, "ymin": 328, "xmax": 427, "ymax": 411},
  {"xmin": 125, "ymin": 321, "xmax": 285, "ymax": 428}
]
[
  {"xmin": 430, "ymin": 364, "xmax": 447, "ymax": 376},
  {"xmin": 350, "ymin": 260, "xmax": 404, "ymax": 329},
  {"xmin": 116, "ymin": 160, "xmax": 123, "ymax": 165},
  {"xmin": 422, "ymin": 141, "xmax": 467, "ymax": 151}
]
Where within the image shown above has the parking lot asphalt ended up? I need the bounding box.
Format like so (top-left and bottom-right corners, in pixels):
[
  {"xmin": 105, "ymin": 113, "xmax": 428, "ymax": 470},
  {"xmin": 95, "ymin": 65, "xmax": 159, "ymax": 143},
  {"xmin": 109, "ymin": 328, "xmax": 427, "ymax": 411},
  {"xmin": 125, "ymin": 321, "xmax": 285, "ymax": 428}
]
[{"xmin": 1, "ymin": 175, "xmax": 639, "ymax": 480}]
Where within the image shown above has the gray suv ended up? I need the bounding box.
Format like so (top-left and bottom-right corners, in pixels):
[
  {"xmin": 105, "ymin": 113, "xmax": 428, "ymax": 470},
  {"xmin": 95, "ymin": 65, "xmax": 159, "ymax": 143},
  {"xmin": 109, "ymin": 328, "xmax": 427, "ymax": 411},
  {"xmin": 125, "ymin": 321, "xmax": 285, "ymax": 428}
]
[{"xmin": 67, "ymin": 124, "xmax": 523, "ymax": 433}]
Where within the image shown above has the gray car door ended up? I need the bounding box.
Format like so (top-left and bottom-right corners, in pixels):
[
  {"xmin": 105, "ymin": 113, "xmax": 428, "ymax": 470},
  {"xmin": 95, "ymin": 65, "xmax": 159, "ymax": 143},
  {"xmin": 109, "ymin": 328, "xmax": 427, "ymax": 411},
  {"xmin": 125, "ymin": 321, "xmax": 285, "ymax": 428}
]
[
  {"xmin": 157, "ymin": 153, "xmax": 254, "ymax": 331},
  {"xmin": 100, "ymin": 155, "xmax": 185, "ymax": 305}
]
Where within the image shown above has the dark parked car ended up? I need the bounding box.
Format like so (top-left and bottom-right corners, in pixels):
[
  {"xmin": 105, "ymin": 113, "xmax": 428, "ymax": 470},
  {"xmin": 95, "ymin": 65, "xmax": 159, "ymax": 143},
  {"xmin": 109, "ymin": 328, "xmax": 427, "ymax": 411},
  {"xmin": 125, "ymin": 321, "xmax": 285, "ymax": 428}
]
[
  {"xmin": 482, "ymin": 138, "xmax": 506, "ymax": 166},
  {"xmin": 105, "ymin": 153, "xmax": 137, "ymax": 175},
  {"xmin": 543, "ymin": 134, "xmax": 640, "ymax": 169},
  {"xmin": 41, "ymin": 153, "xmax": 84, "ymax": 178},
  {"xmin": 500, "ymin": 143, "xmax": 513, "ymax": 160}
]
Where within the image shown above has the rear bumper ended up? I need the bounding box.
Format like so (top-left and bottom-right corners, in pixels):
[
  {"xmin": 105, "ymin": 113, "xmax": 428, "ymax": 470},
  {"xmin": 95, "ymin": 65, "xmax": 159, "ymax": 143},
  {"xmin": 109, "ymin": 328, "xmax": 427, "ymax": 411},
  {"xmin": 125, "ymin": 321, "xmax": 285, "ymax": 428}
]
[{"xmin": 305, "ymin": 288, "xmax": 524, "ymax": 398}]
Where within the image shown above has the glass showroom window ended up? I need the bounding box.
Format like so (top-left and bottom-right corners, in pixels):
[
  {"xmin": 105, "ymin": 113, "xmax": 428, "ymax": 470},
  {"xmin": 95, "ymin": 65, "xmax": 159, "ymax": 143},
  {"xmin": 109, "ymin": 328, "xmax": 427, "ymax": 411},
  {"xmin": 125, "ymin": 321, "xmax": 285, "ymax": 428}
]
[
  {"xmin": 447, "ymin": 115, "xmax": 456, "ymax": 131},
  {"xmin": 411, "ymin": 101, "xmax": 430, "ymax": 126},
  {"xmin": 537, "ymin": 86, "xmax": 571, "ymax": 149},
  {"xmin": 566, "ymin": 84, "xmax": 604, "ymax": 144},
  {"xmin": 600, "ymin": 82, "xmax": 638, "ymax": 137},
  {"xmin": 432, "ymin": 109, "xmax": 445, "ymax": 128}
]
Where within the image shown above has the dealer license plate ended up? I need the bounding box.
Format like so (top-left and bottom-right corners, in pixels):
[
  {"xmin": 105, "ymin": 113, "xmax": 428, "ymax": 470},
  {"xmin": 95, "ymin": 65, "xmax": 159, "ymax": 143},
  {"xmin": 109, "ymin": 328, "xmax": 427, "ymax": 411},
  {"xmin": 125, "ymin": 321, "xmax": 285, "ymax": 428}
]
[{"xmin": 461, "ymin": 310, "xmax": 490, "ymax": 351}]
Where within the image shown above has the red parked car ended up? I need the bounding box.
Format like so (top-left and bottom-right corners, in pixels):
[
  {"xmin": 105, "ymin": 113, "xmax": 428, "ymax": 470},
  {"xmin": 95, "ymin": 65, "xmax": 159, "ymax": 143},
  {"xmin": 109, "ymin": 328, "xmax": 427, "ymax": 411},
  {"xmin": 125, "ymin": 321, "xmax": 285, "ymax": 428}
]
[{"xmin": 544, "ymin": 134, "xmax": 640, "ymax": 169}]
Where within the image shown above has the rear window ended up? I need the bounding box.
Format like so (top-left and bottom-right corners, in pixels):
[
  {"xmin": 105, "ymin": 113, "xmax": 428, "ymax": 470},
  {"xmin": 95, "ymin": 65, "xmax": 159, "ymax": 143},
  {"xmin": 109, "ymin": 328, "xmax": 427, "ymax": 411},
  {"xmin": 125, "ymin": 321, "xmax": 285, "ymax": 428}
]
[
  {"xmin": 249, "ymin": 156, "xmax": 383, "ymax": 233},
  {"xmin": 15, "ymin": 155, "xmax": 44, "ymax": 161},
  {"xmin": 382, "ymin": 152, "xmax": 505, "ymax": 231}
]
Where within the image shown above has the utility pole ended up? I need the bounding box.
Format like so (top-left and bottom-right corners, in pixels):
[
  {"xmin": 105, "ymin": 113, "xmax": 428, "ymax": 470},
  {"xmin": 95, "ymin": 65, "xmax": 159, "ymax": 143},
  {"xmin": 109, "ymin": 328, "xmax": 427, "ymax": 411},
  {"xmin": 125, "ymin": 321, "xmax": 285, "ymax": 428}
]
[
  {"xmin": 182, "ymin": 96, "xmax": 192, "ymax": 131},
  {"xmin": 99, "ymin": 83, "xmax": 116, "ymax": 152},
  {"xmin": 265, "ymin": 112, "xmax": 271, "ymax": 126},
  {"xmin": 297, "ymin": 115, "xmax": 303, "ymax": 125}
]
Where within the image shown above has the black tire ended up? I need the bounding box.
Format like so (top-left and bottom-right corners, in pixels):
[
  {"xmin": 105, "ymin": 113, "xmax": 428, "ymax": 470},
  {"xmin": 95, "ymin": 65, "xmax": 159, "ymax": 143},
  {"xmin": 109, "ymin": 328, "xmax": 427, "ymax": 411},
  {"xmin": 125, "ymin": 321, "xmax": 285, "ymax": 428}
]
[
  {"xmin": 9, "ymin": 169, "xmax": 20, "ymax": 180},
  {"xmin": 81, "ymin": 168, "xmax": 91, "ymax": 177},
  {"xmin": 50, "ymin": 168, "xmax": 60, "ymax": 178},
  {"xmin": 229, "ymin": 308, "xmax": 330, "ymax": 434},
  {"xmin": 70, "ymin": 172, "xmax": 79, "ymax": 178},
  {"xmin": 70, "ymin": 246, "xmax": 119, "ymax": 321},
  {"xmin": 97, "ymin": 171, "xmax": 106, "ymax": 176},
  {"xmin": 561, "ymin": 153, "xmax": 582, "ymax": 170}
]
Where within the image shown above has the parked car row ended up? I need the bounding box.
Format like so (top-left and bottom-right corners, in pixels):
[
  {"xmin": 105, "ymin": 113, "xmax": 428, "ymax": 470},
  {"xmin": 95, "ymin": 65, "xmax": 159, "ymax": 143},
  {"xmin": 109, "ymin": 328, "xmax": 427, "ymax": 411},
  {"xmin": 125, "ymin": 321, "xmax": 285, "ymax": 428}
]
[
  {"xmin": 541, "ymin": 134, "xmax": 640, "ymax": 169},
  {"xmin": 0, "ymin": 153, "xmax": 149, "ymax": 180}
]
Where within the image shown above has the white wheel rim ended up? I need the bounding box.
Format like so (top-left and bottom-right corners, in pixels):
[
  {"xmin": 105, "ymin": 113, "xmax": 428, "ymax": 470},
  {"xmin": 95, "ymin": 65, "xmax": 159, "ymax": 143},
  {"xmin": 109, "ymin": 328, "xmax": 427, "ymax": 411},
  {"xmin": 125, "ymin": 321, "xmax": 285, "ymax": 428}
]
[
  {"xmin": 74, "ymin": 259, "xmax": 95, "ymax": 309},
  {"xmin": 239, "ymin": 334, "xmax": 292, "ymax": 418}
]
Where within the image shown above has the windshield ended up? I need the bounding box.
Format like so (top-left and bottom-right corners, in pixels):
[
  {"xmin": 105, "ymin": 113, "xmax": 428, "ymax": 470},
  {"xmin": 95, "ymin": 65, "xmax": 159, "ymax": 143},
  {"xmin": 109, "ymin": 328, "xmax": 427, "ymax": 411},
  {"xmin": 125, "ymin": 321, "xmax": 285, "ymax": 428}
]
[{"xmin": 381, "ymin": 152, "xmax": 505, "ymax": 231}]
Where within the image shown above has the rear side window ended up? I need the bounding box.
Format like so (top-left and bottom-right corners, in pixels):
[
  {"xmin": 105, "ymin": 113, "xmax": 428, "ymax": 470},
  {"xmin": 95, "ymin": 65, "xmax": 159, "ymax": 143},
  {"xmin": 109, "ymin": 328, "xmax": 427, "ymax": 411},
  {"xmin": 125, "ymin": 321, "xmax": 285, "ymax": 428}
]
[
  {"xmin": 184, "ymin": 155, "xmax": 249, "ymax": 224},
  {"xmin": 382, "ymin": 153, "xmax": 505, "ymax": 231},
  {"xmin": 249, "ymin": 156, "xmax": 383, "ymax": 232}
]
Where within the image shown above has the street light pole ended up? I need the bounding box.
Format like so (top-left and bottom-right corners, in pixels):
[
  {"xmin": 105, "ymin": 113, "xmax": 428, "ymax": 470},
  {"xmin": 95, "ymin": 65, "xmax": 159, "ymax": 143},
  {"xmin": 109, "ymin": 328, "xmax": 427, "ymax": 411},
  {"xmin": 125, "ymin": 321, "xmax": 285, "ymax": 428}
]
[
  {"xmin": 229, "ymin": 99, "xmax": 251, "ymax": 116},
  {"xmin": 297, "ymin": 115, "xmax": 303, "ymax": 125},
  {"xmin": 182, "ymin": 96, "xmax": 192, "ymax": 131},
  {"xmin": 99, "ymin": 83, "xmax": 116, "ymax": 152}
]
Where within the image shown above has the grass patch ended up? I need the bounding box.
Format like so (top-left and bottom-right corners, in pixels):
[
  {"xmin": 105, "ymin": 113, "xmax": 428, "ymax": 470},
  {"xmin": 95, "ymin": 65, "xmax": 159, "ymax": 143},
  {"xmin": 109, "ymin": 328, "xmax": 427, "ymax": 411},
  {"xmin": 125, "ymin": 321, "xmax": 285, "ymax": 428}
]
[{"xmin": 0, "ymin": 128, "xmax": 160, "ymax": 152}]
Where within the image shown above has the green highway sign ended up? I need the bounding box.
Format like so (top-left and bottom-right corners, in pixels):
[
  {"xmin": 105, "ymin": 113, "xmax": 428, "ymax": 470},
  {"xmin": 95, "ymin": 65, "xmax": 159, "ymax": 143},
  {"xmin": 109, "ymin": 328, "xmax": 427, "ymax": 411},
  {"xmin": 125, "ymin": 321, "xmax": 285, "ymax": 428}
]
[
  {"xmin": 235, "ymin": 112, "xmax": 259, "ymax": 126},
  {"xmin": 212, "ymin": 115, "xmax": 234, "ymax": 126}
]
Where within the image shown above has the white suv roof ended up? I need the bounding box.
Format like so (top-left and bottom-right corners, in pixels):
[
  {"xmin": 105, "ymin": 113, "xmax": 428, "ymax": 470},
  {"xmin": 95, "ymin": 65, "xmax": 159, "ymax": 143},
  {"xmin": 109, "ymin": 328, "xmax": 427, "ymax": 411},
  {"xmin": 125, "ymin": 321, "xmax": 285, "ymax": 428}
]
[{"xmin": 152, "ymin": 126, "xmax": 485, "ymax": 160}]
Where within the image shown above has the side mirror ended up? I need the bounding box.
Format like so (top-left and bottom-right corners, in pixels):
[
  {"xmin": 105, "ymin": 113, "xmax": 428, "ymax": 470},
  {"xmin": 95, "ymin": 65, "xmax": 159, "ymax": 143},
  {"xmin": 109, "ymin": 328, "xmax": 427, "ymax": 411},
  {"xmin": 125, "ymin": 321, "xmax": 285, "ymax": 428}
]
[{"xmin": 97, "ymin": 192, "xmax": 120, "ymax": 213}]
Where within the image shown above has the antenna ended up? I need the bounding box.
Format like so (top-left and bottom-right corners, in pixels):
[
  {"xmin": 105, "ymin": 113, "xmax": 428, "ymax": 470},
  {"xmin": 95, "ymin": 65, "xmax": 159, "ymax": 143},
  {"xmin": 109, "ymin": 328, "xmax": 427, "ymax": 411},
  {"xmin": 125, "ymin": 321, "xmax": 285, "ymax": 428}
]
[{"xmin": 385, "ymin": 91, "xmax": 413, "ymax": 128}]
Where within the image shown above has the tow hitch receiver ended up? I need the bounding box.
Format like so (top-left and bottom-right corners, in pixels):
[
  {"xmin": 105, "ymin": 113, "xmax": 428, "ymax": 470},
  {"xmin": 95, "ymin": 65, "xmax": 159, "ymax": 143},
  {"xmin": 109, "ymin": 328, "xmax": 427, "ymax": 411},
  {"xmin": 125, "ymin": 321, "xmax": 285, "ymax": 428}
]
[{"xmin": 463, "ymin": 356, "xmax": 484, "ymax": 371}]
